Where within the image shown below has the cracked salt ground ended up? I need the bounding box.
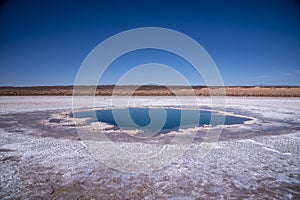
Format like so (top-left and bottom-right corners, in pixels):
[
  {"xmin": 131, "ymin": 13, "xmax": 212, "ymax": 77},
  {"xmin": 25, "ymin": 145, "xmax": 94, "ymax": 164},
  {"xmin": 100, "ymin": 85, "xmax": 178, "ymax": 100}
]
[
  {"xmin": 0, "ymin": 96, "xmax": 300, "ymax": 199},
  {"xmin": 1, "ymin": 129, "xmax": 299, "ymax": 199}
]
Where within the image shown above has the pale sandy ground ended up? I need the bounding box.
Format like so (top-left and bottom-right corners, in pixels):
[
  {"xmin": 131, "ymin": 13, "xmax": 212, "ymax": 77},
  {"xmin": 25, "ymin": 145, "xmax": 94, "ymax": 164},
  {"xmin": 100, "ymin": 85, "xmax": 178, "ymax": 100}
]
[{"xmin": 0, "ymin": 96, "xmax": 299, "ymax": 199}]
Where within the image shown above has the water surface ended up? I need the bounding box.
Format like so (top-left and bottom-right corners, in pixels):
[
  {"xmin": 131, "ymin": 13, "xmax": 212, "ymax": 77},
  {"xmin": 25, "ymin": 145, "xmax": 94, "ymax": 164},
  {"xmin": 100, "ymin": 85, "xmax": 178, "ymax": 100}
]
[{"xmin": 74, "ymin": 108, "xmax": 251, "ymax": 133}]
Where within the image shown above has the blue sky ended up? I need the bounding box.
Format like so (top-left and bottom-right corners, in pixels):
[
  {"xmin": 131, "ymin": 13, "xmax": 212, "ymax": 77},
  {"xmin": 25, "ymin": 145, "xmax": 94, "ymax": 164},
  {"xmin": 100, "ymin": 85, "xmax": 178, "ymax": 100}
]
[{"xmin": 0, "ymin": 0, "xmax": 300, "ymax": 86}]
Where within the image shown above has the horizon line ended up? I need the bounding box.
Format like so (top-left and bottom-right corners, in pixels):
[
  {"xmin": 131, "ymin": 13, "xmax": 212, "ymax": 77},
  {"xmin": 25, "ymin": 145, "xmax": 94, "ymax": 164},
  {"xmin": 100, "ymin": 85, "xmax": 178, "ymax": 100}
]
[{"xmin": 1, "ymin": 85, "xmax": 300, "ymax": 88}]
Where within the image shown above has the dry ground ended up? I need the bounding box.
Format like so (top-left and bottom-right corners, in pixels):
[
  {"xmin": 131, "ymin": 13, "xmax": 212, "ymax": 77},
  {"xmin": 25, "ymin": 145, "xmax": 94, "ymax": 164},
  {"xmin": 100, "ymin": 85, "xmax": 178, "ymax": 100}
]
[
  {"xmin": 0, "ymin": 85, "xmax": 300, "ymax": 97},
  {"xmin": 0, "ymin": 96, "xmax": 299, "ymax": 199}
]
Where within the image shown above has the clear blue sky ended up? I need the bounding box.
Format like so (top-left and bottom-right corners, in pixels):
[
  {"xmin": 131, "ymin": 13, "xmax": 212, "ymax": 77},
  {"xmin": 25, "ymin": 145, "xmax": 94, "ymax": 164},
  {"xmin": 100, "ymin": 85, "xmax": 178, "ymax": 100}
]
[{"xmin": 0, "ymin": 0, "xmax": 300, "ymax": 86}]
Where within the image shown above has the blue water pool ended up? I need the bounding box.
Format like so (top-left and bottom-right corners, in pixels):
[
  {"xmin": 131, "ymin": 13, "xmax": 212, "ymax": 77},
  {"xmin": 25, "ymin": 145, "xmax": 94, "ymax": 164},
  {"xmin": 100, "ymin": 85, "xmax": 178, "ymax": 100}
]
[{"xmin": 73, "ymin": 108, "xmax": 251, "ymax": 133}]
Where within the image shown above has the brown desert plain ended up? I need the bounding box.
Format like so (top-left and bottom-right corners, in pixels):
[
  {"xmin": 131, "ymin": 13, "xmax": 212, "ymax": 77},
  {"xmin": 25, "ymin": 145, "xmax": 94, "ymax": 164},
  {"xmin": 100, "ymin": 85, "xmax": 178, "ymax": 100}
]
[{"xmin": 0, "ymin": 85, "xmax": 300, "ymax": 97}]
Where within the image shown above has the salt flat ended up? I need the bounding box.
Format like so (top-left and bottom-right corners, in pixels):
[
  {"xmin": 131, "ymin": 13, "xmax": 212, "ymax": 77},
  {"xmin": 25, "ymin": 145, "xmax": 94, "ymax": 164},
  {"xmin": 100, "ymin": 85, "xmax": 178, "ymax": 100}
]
[{"xmin": 0, "ymin": 96, "xmax": 299, "ymax": 199}]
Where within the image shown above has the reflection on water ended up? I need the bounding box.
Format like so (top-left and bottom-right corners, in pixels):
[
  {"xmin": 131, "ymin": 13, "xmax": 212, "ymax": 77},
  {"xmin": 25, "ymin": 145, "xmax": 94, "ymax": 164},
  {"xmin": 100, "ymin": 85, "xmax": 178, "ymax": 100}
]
[{"xmin": 74, "ymin": 108, "xmax": 251, "ymax": 133}]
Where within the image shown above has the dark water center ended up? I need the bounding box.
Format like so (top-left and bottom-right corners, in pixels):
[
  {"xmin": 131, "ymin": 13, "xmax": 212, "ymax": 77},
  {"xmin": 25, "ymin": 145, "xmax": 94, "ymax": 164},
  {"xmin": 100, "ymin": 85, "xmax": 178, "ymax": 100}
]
[{"xmin": 73, "ymin": 108, "xmax": 251, "ymax": 133}]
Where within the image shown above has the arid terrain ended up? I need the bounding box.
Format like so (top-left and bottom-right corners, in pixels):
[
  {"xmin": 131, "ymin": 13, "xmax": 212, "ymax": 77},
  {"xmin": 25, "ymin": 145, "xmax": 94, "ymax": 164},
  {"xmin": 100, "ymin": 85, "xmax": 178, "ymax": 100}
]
[
  {"xmin": 0, "ymin": 96, "xmax": 299, "ymax": 199},
  {"xmin": 1, "ymin": 85, "xmax": 300, "ymax": 97}
]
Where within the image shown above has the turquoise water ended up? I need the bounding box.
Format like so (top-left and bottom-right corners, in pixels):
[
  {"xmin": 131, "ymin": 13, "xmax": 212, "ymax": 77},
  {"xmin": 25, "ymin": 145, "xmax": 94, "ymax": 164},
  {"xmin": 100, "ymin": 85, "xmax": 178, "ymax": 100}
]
[{"xmin": 73, "ymin": 108, "xmax": 251, "ymax": 132}]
